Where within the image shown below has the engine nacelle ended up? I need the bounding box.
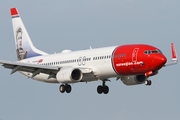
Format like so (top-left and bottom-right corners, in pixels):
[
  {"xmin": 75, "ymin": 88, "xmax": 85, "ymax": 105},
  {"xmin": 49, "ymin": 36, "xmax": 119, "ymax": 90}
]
[
  {"xmin": 121, "ymin": 75, "xmax": 147, "ymax": 86},
  {"xmin": 56, "ymin": 67, "xmax": 83, "ymax": 83}
]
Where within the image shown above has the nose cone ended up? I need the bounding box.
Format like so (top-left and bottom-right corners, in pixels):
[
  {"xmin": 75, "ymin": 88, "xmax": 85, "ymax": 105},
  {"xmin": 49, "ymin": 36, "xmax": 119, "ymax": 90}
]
[{"xmin": 154, "ymin": 54, "xmax": 167, "ymax": 70}]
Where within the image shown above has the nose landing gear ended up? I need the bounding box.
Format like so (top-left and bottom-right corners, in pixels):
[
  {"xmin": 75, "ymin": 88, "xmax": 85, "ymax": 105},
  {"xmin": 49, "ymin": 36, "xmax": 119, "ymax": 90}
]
[{"xmin": 145, "ymin": 80, "xmax": 152, "ymax": 86}]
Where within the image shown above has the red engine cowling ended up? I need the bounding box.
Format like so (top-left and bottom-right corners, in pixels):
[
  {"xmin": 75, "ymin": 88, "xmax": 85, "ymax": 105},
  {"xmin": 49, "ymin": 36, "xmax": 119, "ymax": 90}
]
[
  {"xmin": 121, "ymin": 75, "xmax": 147, "ymax": 85},
  {"xmin": 56, "ymin": 67, "xmax": 83, "ymax": 83}
]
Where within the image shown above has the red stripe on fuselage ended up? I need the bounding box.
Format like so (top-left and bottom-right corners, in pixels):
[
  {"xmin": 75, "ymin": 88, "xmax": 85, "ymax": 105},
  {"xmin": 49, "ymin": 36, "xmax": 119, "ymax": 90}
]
[{"xmin": 112, "ymin": 44, "xmax": 167, "ymax": 76}]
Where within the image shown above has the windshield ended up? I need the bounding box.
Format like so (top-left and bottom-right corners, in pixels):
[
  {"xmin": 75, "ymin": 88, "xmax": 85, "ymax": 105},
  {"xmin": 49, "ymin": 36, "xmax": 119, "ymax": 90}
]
[{"xmin": 144, "ymin": 50, "xmax": 162, "ymax": 55}]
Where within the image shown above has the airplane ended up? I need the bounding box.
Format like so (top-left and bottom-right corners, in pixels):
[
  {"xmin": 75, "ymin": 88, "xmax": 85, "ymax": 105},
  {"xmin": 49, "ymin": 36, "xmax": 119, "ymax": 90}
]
[{"xmin": 0, "ymin": 8, "xmax": 178, "ymax": 94}]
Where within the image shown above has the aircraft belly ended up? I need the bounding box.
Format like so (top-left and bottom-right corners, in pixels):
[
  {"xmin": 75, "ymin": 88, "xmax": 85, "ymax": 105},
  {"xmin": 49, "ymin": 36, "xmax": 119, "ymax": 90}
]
[{"xmin": 19, "ymin": 71, "xmax": 59, "ymax": 83}]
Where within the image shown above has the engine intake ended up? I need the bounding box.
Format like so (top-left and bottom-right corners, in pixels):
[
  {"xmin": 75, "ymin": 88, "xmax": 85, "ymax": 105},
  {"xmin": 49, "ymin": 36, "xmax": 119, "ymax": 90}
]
[
  {"xmin": 121, "ymin": 75, "xmax": 147, "ymax": 85},
  {"xmin": 56, "ymin": 67, "xmax": 83, "ymax": 83}
]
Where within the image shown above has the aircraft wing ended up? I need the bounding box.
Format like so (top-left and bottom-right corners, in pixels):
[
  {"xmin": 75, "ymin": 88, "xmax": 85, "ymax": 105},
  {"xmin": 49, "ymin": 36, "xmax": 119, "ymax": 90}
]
[
  {"xmin": 0, "ymin": 60, "xmax": 60, "ymax": 78},
  {"xmin": 164, "ymin": 43, "xmax": 178, "ymax": 67},
  {"xmin": 0, "ymin": 60, "xmax": 94, "ymax": 79}
]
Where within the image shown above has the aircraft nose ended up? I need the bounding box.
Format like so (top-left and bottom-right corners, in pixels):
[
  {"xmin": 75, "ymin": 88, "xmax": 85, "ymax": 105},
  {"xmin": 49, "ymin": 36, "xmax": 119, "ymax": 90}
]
[
  {"xmin": 154, "ymin": 54, "xmax": 167, "ymax": 70},
  {"xmin": 160, "ymin": 54, "xmax": 167, "ymax": 65},
  {"xmin": 161, "ymin": 55, "xmax": 167, "ymax": 64}
]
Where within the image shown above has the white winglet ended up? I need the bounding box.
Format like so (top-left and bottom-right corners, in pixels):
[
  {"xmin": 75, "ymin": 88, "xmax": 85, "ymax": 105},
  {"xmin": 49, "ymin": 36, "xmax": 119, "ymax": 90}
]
[{"xmin": 164, "ymin": 43, "xmax": 178, "ymax": 67}]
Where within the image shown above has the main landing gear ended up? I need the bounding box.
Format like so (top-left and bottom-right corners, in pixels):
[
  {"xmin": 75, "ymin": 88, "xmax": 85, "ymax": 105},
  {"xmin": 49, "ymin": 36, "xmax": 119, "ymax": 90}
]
[
  {"xmin": 145, "ymin": 80, "xmax": 152, "ymax": 86},
  {"xmin": 97, "ymin": 80, "xmax": 110, "ymax": 94},
  {"xmin": 59, "ymin": 84, "xmax": 72, "ymax": 93}
]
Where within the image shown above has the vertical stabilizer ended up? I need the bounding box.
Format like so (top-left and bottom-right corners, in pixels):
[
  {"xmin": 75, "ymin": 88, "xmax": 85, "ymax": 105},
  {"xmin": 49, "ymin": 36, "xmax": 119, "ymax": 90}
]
[{"xmin": 10, "ymin": 8, "xmax": 48, "ymax": 61}]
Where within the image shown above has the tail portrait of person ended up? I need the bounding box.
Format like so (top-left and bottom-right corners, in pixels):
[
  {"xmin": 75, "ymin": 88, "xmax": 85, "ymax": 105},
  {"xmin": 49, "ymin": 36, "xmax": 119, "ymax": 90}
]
[{"xmin": 16, "ymin": 27, "xmax": 27, "ymax": 61}]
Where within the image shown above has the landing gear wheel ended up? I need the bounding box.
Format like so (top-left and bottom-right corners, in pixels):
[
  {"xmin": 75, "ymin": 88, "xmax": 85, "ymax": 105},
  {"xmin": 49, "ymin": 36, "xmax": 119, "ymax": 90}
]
[
  {"xmin": 148, "ymin": 80, "xmax": 152, "ymax": 86},
  {"xmin": 145, "ymin": 80, "xmax": 148, "ymax": 85},
  {"xmin": 66, "ymin": 85, "xmax": 72, "ymax": 93},
  {"xmin": 59, "ymin": 84, "xmax": 72, "ymax": 93},
  {"xmin": 145, "ymin": 80, "xmax": 152, "ymax": 86},
  {"xmin": 97, "ymin": 85, "xmax": 103, "ymax": 94},
  {"xmin": 103, "ymin": 86, "xmax": 109, "ymax": 94},
  {"xmin": 97, "ymin": 79, "xmax": 110, "ymax": 94},
  {"xmin": 59, "ymin": 84, "xmax": 66, "ymax": 93}
]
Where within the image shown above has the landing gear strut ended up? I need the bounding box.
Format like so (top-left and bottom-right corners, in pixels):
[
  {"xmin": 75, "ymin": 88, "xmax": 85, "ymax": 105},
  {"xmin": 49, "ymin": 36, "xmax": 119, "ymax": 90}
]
[
  {"xmin": 97, "ymin": 80, "xmax": 109, "ymax": 94},
  {"xmin": 145, "ymin": 80, "xmax": 152, "ymax": 86},
  {"xmin": 59, "ymin": 84, "xmax": 72, "ymax": 93}
]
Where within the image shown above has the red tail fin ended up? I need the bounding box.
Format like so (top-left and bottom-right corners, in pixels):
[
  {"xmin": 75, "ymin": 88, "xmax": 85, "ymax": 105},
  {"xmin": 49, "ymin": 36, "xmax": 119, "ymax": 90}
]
[{"xmin": 10, "ymin": 8, "xmax": 19, "ymax": 16}]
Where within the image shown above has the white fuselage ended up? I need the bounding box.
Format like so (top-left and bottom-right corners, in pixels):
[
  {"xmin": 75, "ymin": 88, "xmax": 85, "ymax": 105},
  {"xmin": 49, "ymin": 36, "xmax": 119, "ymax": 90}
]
[{"xmin": 20, "ymin": 46, "xmax": 119, "ymax": 83}]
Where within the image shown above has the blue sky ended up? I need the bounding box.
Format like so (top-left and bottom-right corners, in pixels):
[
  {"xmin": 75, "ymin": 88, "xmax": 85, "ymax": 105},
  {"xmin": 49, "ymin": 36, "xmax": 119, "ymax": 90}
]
[{"xmin": 0, "ymin": 0, "xmax": 179, "ymax": 120}]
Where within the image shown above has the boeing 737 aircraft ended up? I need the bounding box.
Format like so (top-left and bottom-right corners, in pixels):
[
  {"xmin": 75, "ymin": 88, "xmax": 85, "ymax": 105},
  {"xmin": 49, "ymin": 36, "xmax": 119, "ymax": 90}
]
[{"xmin": 0, "ymin": 8, "xmax": 178, "ymax": 94}]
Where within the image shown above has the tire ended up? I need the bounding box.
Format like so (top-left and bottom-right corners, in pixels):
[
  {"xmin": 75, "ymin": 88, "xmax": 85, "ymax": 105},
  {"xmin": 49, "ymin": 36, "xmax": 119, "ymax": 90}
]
[
  {"xmin": 97, "ymin": 85, "xmax": 103, "ymax": 94},
  {"xmin": 148, "ymin": 80, "xmax": 152, "ymax": 86},
  {"xmin": 59, "ymin": 84, "xmax": 66, "ymax": 93},
  {"xmin": 66, "ymin": 85, "xmax": 72, "ymax": 93},
  {"xmin": 145, "ymin": 80, "xmax": 148, "ymax": 85},
  {"xmin": 103, "ymin": 86, "xmax": 109, "ymax": 94}
]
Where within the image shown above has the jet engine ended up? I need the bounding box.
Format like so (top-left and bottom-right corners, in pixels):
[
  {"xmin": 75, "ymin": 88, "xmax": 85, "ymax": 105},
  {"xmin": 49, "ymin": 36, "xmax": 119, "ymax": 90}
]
[
  {"xmin": 56, "ymin": 67, "xmax": 83, "ymax": 83},
  {"xmin": 121, "ymin": 75, "xmax": 147, "ymax": 85}
]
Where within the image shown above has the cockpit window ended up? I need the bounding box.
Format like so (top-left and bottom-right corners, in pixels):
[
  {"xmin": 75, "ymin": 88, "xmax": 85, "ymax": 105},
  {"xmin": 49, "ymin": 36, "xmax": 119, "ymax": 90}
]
[
  {"xmin": 151, "ymin": 50, "xmax": 158, "ymax": 53},
  {"xmin": 144, "ymin": 50, "xmax": 162, "ymax": 55},
  {"xmin": 144, "ymin": 51, "xmax": 148, "ymax": 54},
  {"xmin": 158, "ymin": 50, "xmax": 162, "ymax": 53},
  {"xmin": 144, "ymin": 51, "xmax": 151, "ymax": 54}
]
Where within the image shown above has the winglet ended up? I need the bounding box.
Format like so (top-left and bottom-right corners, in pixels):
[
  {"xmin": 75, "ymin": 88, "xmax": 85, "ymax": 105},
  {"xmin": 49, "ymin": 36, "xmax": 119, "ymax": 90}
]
[
  {"xmin": 171, "ymin": 43, "xmax": 178, "ymax": 61},
  {"xmin": 164, "ymin": 43, "xmax": 178, "ymax": 67},
  {"xmin": 10, "ymin": 8, "xmax": 18, "ymax": 16}
]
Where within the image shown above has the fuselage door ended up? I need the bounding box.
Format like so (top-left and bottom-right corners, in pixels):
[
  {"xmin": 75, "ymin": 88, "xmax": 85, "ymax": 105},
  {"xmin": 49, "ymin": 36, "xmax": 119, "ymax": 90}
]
[{"xmin": 132, "ymin": 48, "xmax": 139, "ymax": 62}]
